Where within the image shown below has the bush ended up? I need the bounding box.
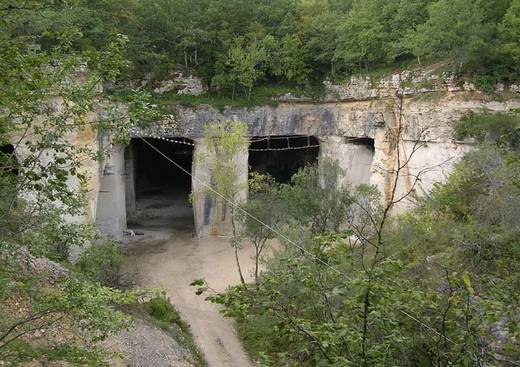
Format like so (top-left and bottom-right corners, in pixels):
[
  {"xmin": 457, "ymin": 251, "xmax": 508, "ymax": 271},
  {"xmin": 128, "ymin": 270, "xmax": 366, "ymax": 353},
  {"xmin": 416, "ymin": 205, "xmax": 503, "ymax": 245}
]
[
  {"xmin": 454, "ymin": 111, "xmax": 520, "ymax": 148},
  {"xmin": 77, "ymin": 241, "xmax": 125, "ymax": 287},
  {"xmin": 143, "ymin": 295, "xmax": 184, "ymax": 331}
]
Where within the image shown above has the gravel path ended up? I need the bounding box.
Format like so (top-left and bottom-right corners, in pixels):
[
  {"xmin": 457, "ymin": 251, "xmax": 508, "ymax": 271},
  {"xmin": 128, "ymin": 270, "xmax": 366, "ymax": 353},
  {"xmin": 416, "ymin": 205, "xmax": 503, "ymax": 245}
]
[
  {"xmin": 123, "ymin": 194, "xmax": 255, "ymax": 367},
  {"xmin": 105, "ymin": 319, "xmax": 196, "ymax": 367}
]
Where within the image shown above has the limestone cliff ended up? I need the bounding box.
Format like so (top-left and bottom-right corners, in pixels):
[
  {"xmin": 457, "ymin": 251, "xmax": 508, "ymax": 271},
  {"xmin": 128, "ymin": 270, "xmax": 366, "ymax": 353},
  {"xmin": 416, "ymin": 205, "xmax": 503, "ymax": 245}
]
[{"xmin": 97, "ymin": 71, "xmax": 520, "ymax": 237}]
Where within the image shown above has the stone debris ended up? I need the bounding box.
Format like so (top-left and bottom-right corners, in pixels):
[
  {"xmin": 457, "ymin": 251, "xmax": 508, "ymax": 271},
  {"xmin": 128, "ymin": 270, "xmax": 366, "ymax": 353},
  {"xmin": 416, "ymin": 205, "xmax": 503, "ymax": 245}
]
[
  {"xmin": 16, "ymin": 247, "xmax": 69, "ymax": 282},
  {"xmin": 104, "ymin": 319, "xmax": 196, "ymax": 367},
  {"xmin": 153, "ymin": 72, "xmax": 207, "ymax": 96},
  {"xmin": 323, "ymin": 68, "xmax": 520, "ymax": 102}
]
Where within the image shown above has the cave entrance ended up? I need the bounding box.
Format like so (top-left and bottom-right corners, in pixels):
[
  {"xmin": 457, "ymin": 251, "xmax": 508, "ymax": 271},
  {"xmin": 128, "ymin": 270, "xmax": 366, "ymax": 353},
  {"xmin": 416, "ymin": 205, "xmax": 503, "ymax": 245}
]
[
  {"xmin": 0, "ymin": 144, "xmax": 18, "ymax": 176},
  {"xmin": 249, "ymin": 136, "xmax": 320, "ymax": 183},
  {"xmin": 126, "ymin": 137, "xmax": 194, "ymax": 231}
]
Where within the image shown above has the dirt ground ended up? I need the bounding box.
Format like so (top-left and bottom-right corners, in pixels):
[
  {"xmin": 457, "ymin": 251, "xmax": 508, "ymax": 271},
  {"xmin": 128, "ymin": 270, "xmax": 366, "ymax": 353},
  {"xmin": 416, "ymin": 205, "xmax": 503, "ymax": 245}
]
[{"xmin": 122, "ymin": 191, "xmax": 256, "ymax": 367}]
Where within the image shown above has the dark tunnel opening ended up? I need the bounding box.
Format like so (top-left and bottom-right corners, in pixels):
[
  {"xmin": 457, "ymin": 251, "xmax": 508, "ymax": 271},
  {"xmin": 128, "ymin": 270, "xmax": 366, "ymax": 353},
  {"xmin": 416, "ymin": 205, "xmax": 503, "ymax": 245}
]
[
  {"xmin": 128, "ymin": 137, "xmax": 194, "ymax": 229},
  {"xmin": 346, "ymin": 137, "xmax": 375, "ymax": 152},
  {"xmin": 249, "ymin": 136, "xmax": 320, "ymax": 183},
  {"xmin": 0, "ymin": 144, "xmax": 18, "ymax": 176}
]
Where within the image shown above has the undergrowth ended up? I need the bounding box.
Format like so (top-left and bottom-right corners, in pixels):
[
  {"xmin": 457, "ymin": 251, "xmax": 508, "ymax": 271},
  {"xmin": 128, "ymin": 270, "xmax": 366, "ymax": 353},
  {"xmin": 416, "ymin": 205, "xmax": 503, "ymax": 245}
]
[{"xmin": 141, "ymin": 295, "xmax": 207, "ymax": 367}]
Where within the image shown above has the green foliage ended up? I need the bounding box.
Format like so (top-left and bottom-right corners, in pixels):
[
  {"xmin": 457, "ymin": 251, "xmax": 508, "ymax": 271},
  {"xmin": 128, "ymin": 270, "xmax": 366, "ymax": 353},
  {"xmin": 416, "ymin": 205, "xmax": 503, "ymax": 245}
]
[
  {"xmin": 454, "ymin": 111, "xmax": 520, "ymax": 148},
  {"xmin": 499, "ymin": 0, "xmax": 520, "ymax": 75},
  {"xmin": 77, "ymin": 241, "xmax": 125, "ymax": 288},
  {"xmin": 213, "ymin": 37, "xmax": 268, "ymax": 100},
  {"xmin": 280, "ymin": 160, "xmax": 354, "ymax": 235},
  {"xmin": 334, "ymin": 1, "xmax": 386, "ymax": 70},
  {"xmin": 144, "ymin": 295, "xmax": 184, "ymax": 331},
  {"xmin": 205, "ymin": 113, "xmax": 520, "ymax": 366},
  {"xmin": 0, "ymin": 2, "xmax": 163, "ymax": 364},
  {"xmin": 3, "ymin": 340, "xmax": 109, "ymax": 367},
  {"xmin": 199, "ymin": 120, "xmax": 248, "ymax": 201},
  {"xmin": 5, "ymin": 0, "xmax": 518, "ymax": 97},
  {"xmin": 405, "ymin": 0, "xmax": 490, "ymax": 71}
]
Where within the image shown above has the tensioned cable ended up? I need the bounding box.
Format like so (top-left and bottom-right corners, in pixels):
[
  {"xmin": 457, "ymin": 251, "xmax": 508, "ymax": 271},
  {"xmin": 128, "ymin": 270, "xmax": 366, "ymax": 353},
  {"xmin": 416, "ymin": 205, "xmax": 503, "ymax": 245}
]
[{"xmin": 136, "ymin": 135, "xmax": 512, "ymax": 365}]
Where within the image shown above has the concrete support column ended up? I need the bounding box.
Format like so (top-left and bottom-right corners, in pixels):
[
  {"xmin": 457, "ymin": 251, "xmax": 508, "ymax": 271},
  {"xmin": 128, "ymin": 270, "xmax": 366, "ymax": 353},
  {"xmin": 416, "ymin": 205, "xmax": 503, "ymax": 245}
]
[
  {"xmin": 192, "ymin": 139, "xmax": 248, "ymax": 238},
  {"xmin": 95, "ymin": 144, "xmax": 126, "ymax": 238},
  {"xmin": 124, "ymin": 144, "xmax": 136, "ymax": 217},
  {"xmin": 319, "ymin": 136, "xmax": 374, "ymax": 188}
]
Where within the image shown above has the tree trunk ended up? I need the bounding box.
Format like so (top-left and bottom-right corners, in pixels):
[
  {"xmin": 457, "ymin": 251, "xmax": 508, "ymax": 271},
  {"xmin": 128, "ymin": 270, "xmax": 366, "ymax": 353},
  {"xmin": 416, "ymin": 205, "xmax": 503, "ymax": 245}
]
[
  {"xmin": 254, "ymin": 244, "xmax": 260, "ymax": 284},
  {"xmin": 231, "ymin": 209, "xmax": 245, "ymax": 285}
]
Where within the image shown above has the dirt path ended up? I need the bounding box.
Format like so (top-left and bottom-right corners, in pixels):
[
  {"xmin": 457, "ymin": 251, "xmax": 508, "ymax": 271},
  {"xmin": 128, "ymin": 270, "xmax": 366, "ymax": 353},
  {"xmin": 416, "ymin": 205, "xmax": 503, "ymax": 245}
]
[{"xmin": 123, "ymin": 194, "xmax": 254, "ymax": 367}]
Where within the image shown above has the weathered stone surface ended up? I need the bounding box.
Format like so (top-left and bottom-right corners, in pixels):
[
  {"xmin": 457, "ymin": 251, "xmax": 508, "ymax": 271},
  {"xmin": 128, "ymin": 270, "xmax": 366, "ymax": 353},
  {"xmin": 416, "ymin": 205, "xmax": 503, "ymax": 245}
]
[
  {"xmin": 153, "ymin": 72, "xmax": 207, "ymax": 95},
  {"xmin": 192, "ymin": 139, "xmax": 248, "ymax": 237},
  {"xmin": 322, "ymin": 68, "xmax": 516, "ymax": 102},
  {"xmin": 33, "ymin": 75, "xmax": 519, "ymax": 238},
  {"xmin": 16, "ymin": 247, "xmax": 69, "ymax": 282},
  {"xmin": 163, "ymin": 93, "xmax": 520, "ymax": 143},
  {"xmin": 95, "ymin": 144, "xmax": 127, "ymax": 239}
]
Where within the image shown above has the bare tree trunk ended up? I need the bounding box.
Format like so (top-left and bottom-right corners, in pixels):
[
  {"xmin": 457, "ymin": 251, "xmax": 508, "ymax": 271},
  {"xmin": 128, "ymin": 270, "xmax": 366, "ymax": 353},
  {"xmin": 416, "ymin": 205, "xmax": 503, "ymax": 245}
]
[
  {"xmin": 254, "ymin": 244, "xmax": 260, "ymax": 284},
  {"xmin": 231, "ymin": 208, "xmax": 245, "ymax": 285}
]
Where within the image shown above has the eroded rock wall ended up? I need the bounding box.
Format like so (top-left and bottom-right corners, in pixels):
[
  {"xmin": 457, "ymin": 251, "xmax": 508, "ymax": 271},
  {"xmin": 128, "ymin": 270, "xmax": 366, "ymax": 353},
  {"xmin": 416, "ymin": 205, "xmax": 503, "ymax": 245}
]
[
  {"xmin": 161, "ymin": 91, "xmax": 519, "ymax": 235},
  {"xmin": 92, "ymin": 85, "xmax": 520, "ymax": 237}
]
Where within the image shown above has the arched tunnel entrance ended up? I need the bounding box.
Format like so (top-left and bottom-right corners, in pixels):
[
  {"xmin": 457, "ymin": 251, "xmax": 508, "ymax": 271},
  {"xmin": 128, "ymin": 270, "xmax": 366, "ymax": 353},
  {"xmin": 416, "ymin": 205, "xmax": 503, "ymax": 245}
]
[
  {"xmin": 126, "ymin": 137, "xmax": 194, "ymax": 231},
  {"xmin": 248, "ymin": 136, "xmax": 320, "ymax": 183}
]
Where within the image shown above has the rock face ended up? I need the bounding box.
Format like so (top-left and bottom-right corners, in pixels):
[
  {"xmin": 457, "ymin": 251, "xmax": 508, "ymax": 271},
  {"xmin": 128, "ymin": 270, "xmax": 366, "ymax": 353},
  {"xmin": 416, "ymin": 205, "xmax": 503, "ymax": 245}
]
[
  {"xmin": 63, "ymin": 71, "xmax": 520, "ymax": 238},
  {"xmin": 148, "ymin": 91, "xmax": 517, "ymax": 237},
  {"xmin": 322, "ymin": 68, "xmax": 520, "ymax": 101},
  {"xmin": 152, "ymin": 72, "xmax": 207, "ymax": 95}
]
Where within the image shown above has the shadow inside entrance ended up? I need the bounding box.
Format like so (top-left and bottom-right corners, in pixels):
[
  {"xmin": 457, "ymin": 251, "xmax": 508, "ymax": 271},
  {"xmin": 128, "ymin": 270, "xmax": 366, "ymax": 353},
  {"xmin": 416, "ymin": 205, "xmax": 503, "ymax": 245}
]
[{"xmin": 127, "ymin": 138, "xmax": 194, "ymax": 232}]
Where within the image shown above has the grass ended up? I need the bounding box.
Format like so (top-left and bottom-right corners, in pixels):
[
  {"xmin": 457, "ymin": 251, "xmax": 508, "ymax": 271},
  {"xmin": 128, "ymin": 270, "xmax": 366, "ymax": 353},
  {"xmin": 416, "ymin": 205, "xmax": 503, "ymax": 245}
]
[
  {"xmin": 141, "ymin": 296, "xmax": 208, "ymax": 367},
  {"xmin": 106, "ymin": 82, "xmax": 326, "ymax": 111}
]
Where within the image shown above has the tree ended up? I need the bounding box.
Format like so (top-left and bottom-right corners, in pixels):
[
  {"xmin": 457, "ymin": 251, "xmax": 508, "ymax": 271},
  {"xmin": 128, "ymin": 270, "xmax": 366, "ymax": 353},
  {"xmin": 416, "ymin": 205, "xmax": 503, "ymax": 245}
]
[
  {"xmin": 199, "ymin": 120, "xmax": 249, "ymax": 283},
  {"xmin": 0, "ymin": 2, "xmax": 161, "ymax": 363},
  {"xmin": 405, "ymin": 0, "xmax": 491, "ymax": 72},
  {"xmin": 280, "ymin": 160, "xmax": 353, "ymax": 235},
  {"xmin": 499, "ymin": 0, "xmax": 520, "ymax": 75},
  {"xmin": 334, "ymin": 1, "xmax": 386, "ymax": 71},
  {"xmin": 271, "ymin": 34, "xmax": 310, "ymax": 85},
  {"xmin": 225, "ymin": 37, "xmax": 268, "ymax": 100},
  {"xmin": 238, "ymin": 172, "xmax": 284, "ymax": 284}
]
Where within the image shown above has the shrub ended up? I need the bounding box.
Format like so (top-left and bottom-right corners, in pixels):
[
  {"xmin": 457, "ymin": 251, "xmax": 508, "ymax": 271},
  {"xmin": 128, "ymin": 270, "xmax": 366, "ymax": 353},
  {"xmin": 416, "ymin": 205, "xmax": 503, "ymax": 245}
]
[{"xmin": 77, "ymin": 241, "xmax": 125, "ymax": 287}]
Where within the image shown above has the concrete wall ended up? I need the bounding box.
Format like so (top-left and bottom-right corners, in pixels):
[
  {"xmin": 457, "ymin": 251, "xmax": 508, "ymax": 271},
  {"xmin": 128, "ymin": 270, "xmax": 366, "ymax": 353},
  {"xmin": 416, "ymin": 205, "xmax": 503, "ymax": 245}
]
[
  {"xmin": 124, "ymin": 144, "xmax": 136, "ymax": 217},
  {"xmin": 95, "ymin": 145, "xmax": 127, "ymax": 238},
  {"xmin": 319, "ymin": 136, "xmax": 374, "ymax": 188},
  {"xmin": 192, "ymin": 139, "xmax": 248, "ymax": 238}
]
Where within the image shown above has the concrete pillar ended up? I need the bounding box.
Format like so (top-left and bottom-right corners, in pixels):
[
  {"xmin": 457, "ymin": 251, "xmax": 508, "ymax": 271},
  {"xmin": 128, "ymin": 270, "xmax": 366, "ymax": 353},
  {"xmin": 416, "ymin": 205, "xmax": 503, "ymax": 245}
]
[
  {"xmin": 192, "ymin": 139, "xmax": 248, "ymax": 238},
  {"xmin": 124, "ymin": 144, "xmax": 136, "ymax": 217},
  {"xmin": 319, "ymin": 136, "xmax": 374, "ymax": 188},
  {"xmin": 95, "ymin": 144, "xmax": 126, "ymax": 238}
]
